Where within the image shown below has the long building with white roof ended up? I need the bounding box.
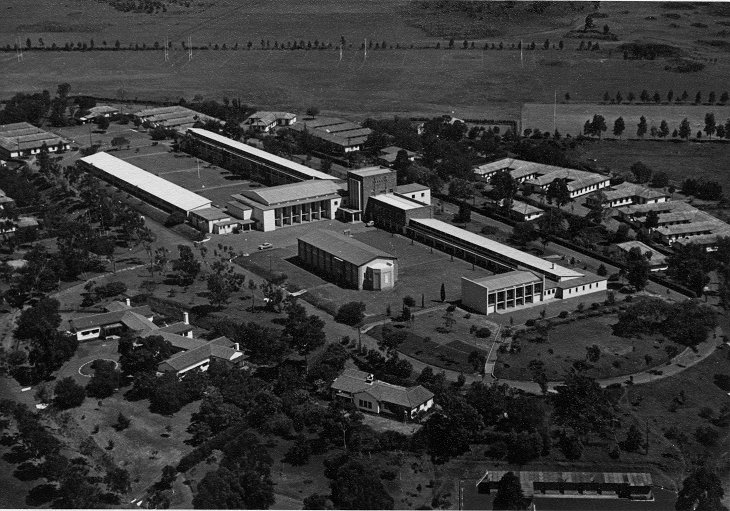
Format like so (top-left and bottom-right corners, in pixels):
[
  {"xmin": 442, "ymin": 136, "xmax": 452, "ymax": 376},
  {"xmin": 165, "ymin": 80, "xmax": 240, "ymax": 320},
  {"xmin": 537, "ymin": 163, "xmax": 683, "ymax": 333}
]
[
  {"xmin": 185, "ymin": 128, "xmax": 338, "ymax": 185},
  {"xmin": 407, "ymin": 217, "xmax": 583, "ymax": 281},
  {"xmin": 78, "ymin": 152, "xmax": 212, "ymax": 215},
  {"xmin": 0, "ymin": 122, "xmax": 70, "ymax": 159}
]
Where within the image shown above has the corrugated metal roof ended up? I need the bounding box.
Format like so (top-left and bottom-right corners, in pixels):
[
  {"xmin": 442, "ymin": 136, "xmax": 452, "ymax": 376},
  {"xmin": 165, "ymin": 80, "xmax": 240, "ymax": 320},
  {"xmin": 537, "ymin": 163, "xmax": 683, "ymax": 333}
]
[
  {"xmin": 298, "ymin": 230, "xmax": 396, "ymax": 266},
  {"xmin": 80, "ymin": 152, "xmax": 212, "ymax": 213},
  {"xmin": 657, "ymin": 220, "xmax": 723, "ymax": 236},
  {"xmin": 410, "ymin": 218, "xmax": 583, "ymax": 280},
  {"xmin": 188, "ymin": 128, "xmax": 338, "ymax": 180},
  {"xmin": 466, "ymin": 270, "xmax": 541, "ymax": 290},
  {"xmin": 0, "ymin": 123, "xmax": 68, "ymax": 152},
  {"xmin": 617, "ymin": 200, "xmax": 693, "ymax": 216},
  {"xmin": 237, "ymin": 180, "xmax": 342, "ymax": 207}
]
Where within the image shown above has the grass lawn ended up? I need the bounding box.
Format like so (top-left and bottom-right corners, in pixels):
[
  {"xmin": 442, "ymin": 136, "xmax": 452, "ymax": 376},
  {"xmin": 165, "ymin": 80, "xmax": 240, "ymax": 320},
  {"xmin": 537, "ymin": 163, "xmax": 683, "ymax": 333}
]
[
  {"xmin": 240, "ymin": 229, "xmax": 493, "ymax": 317},
  {"xmin": 624, "ymin": 347, "xmax": 730, "ymax": 500},
  {"xmin": 523, "ymin": 103, "xmax": 730, "ymax": 138},
  {"xmin": 569, "ymin": 139, "xmax": 730, "ymax": 193},
  {"xmin": 495, "ymin": 314, "xmax": 680, "ymax": 380},
  {"xmin": 369, "ymin": 307, "xmax": 500, "ymax": 374}
]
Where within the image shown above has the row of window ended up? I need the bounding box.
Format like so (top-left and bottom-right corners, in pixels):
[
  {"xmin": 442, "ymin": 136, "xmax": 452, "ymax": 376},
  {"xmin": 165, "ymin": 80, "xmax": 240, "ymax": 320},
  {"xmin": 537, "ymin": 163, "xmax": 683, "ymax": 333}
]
[{"xmin": 358, "ymin": 399, "xmax": 373, "ymax": 409}]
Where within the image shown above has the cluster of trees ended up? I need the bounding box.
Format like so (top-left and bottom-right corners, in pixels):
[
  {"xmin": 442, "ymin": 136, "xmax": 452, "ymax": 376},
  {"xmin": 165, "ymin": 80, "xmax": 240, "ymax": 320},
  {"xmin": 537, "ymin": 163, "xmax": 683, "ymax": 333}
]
[
  {"xmin": 584, "ymin": 114, "xmax": 730, "ymax": 141},
  {"xmin": 599, "ymin": 89, "xmax": 729, "ymax": 105},
  {"xmin": 0, "ymin": 399, "xmax": 131, "ymax": 507},
  {"xmin": 613, "ymin": 297, "xmax": 716, "ymax": 347},
  {"xmin": 681, "ymin": 177, "xmax": 723, "ymax": 200}
]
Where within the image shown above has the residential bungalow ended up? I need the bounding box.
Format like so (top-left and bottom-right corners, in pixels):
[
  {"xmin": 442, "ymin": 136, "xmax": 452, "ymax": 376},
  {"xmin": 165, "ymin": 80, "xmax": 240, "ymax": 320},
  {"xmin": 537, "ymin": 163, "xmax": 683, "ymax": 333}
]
[
  {"xmin": 524, "ymin": 168, "xmax": 610, "ymax": 199},
  {"xmin": 156, "ymin": 336, "xmax": 246, "ymax": 376},
  {"xmin": 133, "ymin": 105, "xmax": 222, "ymax": 132},
  {"xmin": 298, "ymin": 230, "xmax": 398, "ymax": 290},
  {"xmin": 473, "ymin": 158, "xmax": 543, "ymax": 183},
  {"xmin": 331, "ymin": 368, "xmax": 434, "ymax": 419},
  {"xmin": 243, "ymin": 111, "xmax": 297, "ymax": 133},
  {"xmin": 68, "ymin": 300, "xmax": 156, "ymax": 341},
  {"xmin": 509, "ymin": 200, "xmax": 543, "ymax": 221}
]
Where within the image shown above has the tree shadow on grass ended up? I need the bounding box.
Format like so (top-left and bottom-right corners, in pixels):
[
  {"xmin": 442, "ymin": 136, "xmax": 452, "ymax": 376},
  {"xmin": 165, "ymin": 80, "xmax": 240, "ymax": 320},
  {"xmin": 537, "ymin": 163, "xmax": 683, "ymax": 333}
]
[{"xmin": 25, "ymin": 484, "xmax": 58, "ymax": 507}]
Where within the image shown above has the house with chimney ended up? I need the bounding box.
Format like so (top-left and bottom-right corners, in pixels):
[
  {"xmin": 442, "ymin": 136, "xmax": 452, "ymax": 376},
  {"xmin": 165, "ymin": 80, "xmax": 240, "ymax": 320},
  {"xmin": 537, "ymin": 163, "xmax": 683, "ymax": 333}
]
[{"xmin": 331, "ymin": 368, "xmax": 434, "ymax": 420}]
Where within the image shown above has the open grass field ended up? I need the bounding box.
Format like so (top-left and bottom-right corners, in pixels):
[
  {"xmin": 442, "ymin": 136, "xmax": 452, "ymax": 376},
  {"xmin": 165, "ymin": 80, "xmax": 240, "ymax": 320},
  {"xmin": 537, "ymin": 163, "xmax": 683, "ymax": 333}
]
[
  {"xmin": 522, "ymin": 103, "xmax": 730, "ymax": 137},
  {"xmin": 568, "ymin": 139, "xmax": 730, "ymax": 192},
  {"xmin": 626, "ymin": 347, "xmax": 730, "ymax": 503},
  {"xmin": 494, "ymin": 314, "xmax": 680, "ymax": 381}
]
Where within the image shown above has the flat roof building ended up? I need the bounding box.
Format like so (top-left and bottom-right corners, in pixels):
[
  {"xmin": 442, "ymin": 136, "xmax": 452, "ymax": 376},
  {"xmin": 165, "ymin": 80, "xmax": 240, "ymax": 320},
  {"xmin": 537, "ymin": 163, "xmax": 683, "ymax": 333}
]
[
  {"xmin": 345, "ymin": 166, "xmax": 397, "ymax": 222},
  {"xmin": 407, "ymin": 217, "xmax": 583, "ymax": 281},
  {"xmin": 78, "ymin": 152, "xmax": 212, "ymax": 215},
  {"xmin": 367, "ymin": 192, "xmax": 432, "ymax": 232},
  {"xmin": 0, "ymin": 122, "xmax": 70, "ymax": 159},
  {"xmin": 298, "ymin": 230, "xmax": 397, "ymax": 290},
  {"xmin": 231, "ymin": 180, "xmax": 343, "ymax": 231},
  {"xmin": 185, "ymin": 128, "xmax": 338, "ymax": 185}
]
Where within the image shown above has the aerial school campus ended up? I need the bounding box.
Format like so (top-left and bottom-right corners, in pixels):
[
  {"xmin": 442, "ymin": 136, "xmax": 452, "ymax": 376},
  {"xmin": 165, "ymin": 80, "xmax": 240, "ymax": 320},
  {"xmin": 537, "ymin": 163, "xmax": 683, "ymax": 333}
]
[{"xmin": 1, "ymin": 1, "xmax": 730, "ymax": 510}]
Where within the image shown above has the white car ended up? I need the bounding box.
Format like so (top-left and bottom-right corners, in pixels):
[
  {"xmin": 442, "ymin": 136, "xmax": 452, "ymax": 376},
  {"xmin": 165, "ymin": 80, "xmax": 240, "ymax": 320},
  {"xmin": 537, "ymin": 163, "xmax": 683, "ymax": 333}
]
[{"xmin": 258, "ymin": 242, "xmax": 273, "ymax": 250}]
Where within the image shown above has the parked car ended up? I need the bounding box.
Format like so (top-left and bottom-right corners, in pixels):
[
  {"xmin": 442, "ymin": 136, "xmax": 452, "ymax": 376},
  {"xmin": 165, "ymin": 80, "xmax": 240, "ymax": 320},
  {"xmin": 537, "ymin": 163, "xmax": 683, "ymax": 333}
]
[{"xmin": 258, "ymin": 242, "xmax": 273, "ymax": 250}]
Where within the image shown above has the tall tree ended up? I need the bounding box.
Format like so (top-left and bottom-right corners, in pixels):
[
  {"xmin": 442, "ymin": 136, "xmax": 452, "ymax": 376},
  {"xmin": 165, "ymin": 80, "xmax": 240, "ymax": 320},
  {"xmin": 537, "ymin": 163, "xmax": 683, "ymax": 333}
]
[
  {"xmin": 659, "ymin": 120, "xmax": 670, "ymax": 138},
  {"xmin": 330, "ymin": 460, "xmax": 394, "ymax": 509},
  {"xmin": 553, "ymin": 372, "xmax": 615, "ymax": 440},
  {"xmin": 612, "ymin": 117, "xmax": 625, "ymax": 138},
  {"xmin": 546, "ymin": 178, "xmax": 571, "ymax": 207},
  {"xmin": 637, "ymin": 116, "xmax": 648, "ymax": 138},
  {"xmin": 675, "ymin": 466, "xmax": 728, "ymax": 511},
  {"xmin": 679, "ymin": 118, "xmax": 692, "ymax": 140},
  {"xmin": 493, "ymin": 472, "xmax": 527, "ymax": 510},
  {"xmin": 704, "ymin": 113, "xmax": 716, "ymax": 139},
  {"xmin": 626, "ymin": 247, "xmax": 651, "ymax": 291}
]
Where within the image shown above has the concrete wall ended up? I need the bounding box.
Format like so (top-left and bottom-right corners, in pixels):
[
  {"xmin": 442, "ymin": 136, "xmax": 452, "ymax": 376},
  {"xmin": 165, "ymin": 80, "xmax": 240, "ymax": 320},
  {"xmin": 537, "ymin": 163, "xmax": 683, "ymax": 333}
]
[
  {"xmin": 461, "ymin": 277, "xmax": 491, "ymax": 315},
  {"xmin": 556, "ymin": 279, "xmax": 607, "ymax": 299}
]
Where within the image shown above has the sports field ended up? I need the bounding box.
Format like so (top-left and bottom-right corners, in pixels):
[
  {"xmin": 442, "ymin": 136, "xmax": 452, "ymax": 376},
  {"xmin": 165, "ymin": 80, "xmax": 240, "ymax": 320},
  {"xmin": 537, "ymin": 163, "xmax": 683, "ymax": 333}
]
[{"xmin": 522, "ymin": 103, "xmax": 730, "ymax": 137}]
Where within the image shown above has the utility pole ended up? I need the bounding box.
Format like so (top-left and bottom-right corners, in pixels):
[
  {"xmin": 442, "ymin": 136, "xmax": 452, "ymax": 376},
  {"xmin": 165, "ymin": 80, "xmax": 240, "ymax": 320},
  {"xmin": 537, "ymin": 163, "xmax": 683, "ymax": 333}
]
[
  {"xmin": 188, "ymin": 36, "xmax": 192, "ymax": 61},
  {"xmin": 164, "ymin": 36, "xmax": 169, "ymax": 62}
]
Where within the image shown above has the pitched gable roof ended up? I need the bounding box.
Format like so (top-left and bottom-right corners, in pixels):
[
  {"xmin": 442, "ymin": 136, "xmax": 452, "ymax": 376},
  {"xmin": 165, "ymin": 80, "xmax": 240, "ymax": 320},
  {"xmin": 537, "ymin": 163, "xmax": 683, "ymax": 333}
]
[{"xmin": 298, "ymin": 230, "xmax": 396, "ymax": 266}]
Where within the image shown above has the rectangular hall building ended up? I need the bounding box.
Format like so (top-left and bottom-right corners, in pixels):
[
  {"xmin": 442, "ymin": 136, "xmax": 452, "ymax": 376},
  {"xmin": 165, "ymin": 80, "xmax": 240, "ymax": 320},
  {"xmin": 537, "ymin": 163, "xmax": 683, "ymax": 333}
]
[{"xmin": 298, "ymin": 230, "xmax": 397, "ymax": 290}]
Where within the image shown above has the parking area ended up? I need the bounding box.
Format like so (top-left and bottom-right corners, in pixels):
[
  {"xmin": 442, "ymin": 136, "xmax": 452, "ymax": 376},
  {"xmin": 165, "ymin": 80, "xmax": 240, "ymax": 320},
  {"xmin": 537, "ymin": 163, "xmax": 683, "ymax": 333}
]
[{"xmin": 240, "ymin": 228, "xmax": 492, "ymax": 316}]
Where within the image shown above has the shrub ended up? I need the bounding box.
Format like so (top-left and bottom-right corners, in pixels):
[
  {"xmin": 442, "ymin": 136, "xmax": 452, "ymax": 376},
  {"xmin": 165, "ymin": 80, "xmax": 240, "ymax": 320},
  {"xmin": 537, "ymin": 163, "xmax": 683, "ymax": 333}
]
[
  {"xmin": 714, "ymin": 373, "xmax": 730, "ymax": 391},
  {"xmin": 559, "ymin": 435, "xmax": 583, "ymax": 460},
  {"xmin": 480, "ymin": 225, "xmax": 498, "ymax": 235},
  {"xmin": 54, "ymin": 377, "xmax": 86, "ymax": 409},
  {"xmin": 525, "ymin": 319, "xmax": 536, "ymax": 327},
  {"xmin": 698, "ymin": 407, "xmax": 715, "ymax": 420},
  {"xmin": 164, "ymin": 211, "xmax": 186, "ymax": 227},
  {"xmin": 694, "ymin": 425, "xmax": 720, "ymax": 446},
  {"xmin": 475, "ymin": 327, "xmax": 492, "ymax": 338},
  {"xmin": 334, "ymin": 301, "xmax": 366, "ymax": 326},
  {"xmin": 558, "ymin": 311, "xmax": 569, "ymax": 319}
]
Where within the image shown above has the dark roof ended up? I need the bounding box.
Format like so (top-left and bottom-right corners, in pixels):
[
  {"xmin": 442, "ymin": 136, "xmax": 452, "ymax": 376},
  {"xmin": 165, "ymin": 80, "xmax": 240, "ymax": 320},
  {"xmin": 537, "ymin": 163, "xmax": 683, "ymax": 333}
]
[
  {"xmin": 158, "ymin": 340, "xmax": 244, "ymax": 372},
  {"xmin": 235, "ymin": 180, "xmax": 342, "ymax": 207},
  {"xmin": 298, "ymin": 230, "xmax": 396, "ymax": 266},
  {"xmin": 69, "ymin": 306, "xmax": 153, "ymax": 331},
  {"xmin": 332, "ymin": 368, "xmax": 433, "ymax": 408}
]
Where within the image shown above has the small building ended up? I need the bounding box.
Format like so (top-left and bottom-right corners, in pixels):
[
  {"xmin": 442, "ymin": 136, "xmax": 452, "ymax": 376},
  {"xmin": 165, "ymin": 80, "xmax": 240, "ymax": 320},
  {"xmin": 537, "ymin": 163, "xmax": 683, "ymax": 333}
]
[
  {"xmin": 298, "ymin": 230, "xmax": 397, "ymax": 290},
  {"xmin": 0, "ymin": 122, "xmax": 70, "ymax": 160},
  {"xmin": 509, "ymin": 200, "xmax": 543, "ymax": 221},
  {"xmin": 547, "ymin": 272, "xmax": 608, "ymax": 299},
  {"xmin": 0, "ymin": 189, "xmax": 15, "ymax": 210},
  {"xmin": 230, "ymin": 180, "xmax": 343, "ymax": 232},
  {"xmin": 616, "ymin": 241, "xmax": 669, "ymax": 271},
  {"xmin": 288, "ymin": 117, "xmax": 372, "ymax": 154},
  {"xmin": 462, "ymin": 271, "xmax": 546, "ymax": 315},
  {"xmin": 188, "ymin": 207, "xmax": 234, "ymax": 234},
  {"xmin": 473, "ymin": 158, "xmax": 543, "ymax": 183},
  {"xmin": 243, "ymin": 111, "xmax": 297, "ymax": 133},
  {"xmin": 367, "ymin": 193, "xmax": 432, "ymax": 232},
  {"xmin": 331, "ymin": 368, "xmax": 434, "ymax": 419},
  {"xmin": 594, "ymin": 182, "xmax": 669, "ymax": 208},
  {"xmin": 377, "ymin": 146, "xmax": 417, "ymax": 167},
  {"xmin": 656, "ymin": 220, "xmax": 726, "ymax": 245},
  {"xmin": 79, "ymin": 105, "xmax": 120, "ymax": 123},
  {"xmin": 395, "ymin": 183, "xmax": 431, "ymax": 205}
]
